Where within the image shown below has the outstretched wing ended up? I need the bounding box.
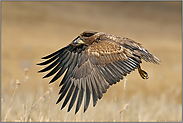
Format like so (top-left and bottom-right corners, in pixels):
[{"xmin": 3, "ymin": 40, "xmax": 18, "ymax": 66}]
[{"xmin": 37, "ymin": 36, "xmax": 160, "ymax": 114}]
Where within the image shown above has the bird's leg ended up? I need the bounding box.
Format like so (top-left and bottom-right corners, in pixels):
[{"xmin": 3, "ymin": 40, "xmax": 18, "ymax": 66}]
[{"xmin": 138, "ymin": 66, "xmax": 149, "ymax": 79}]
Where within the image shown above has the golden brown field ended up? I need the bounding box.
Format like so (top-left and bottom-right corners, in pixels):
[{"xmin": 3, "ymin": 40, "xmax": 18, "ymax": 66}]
[{"xmin": 1, "ymin": 1, "xmax": 182, "ymax": 122}]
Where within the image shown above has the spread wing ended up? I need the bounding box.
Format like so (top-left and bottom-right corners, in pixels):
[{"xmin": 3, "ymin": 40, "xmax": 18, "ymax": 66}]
[{"xmin": 37, "ymin": 36, "xmax": 160, "ymax": 114}]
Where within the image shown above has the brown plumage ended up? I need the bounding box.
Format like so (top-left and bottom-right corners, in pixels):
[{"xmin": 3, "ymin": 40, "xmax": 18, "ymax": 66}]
[{"xmin": 37, "ymin": 31, "xmax": 161, "ymax": 114}]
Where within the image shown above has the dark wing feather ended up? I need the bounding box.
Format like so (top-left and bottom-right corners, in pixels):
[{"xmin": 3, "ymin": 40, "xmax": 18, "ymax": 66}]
[
  {"xmin": 42, "ymin": 51, "xmax": 71, "ymax": 79},
  {"xmin": 37, "ymin": 53, "xmax": 61, "ymax": 65},
  {"xmin": 41, "ymin": 45, "xmax": 69, "ymax": 59},
  {"xmin": 75, "ymin": 82, "xmax": 84, "ymax": 114},
  {"xmin": 49, "ymin": 52, "xmax": 75, "ymax": 83},
  {"xmin": 56, "ymin": 79, "xmax": 72, "ymax": 104},
  {"xmin": 84, "ymin": 79, "xmax": 91, "ymax": 112},
  {"xmin": 38, "ymin": 51, "xmax": 69, "ymax": 73},
  {"xmin": 67, "ymin": 86, "xmax": 79, "ymax": 112},
  {"xmin": 61, "ymin": 83, "xmax": 75, "ymax": 109},
  {"xmin": 59, "ymin": 52, "xmax": 78, "ymax": 86}
]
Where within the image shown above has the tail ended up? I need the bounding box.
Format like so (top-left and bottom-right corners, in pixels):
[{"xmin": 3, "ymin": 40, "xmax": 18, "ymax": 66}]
[{"xmin": 138, "ymin": 67, "xmax": 149, "ymax": 79}]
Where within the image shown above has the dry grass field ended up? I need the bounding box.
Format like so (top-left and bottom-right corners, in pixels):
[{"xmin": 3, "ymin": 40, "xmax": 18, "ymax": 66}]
[{"xmin": 1, "ymin": 1, "xmax": 182, "ymax": 122}]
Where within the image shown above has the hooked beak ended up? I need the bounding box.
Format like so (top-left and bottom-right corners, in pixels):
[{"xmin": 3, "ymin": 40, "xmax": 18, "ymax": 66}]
[{"xmin": 73, "ymin": 37, "xmax": 84, "ymax": 44}]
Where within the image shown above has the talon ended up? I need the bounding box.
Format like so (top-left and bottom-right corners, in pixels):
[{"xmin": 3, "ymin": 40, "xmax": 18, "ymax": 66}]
[{"xmin": 138, "ymin": 67, "xmax": 149, "ymax": 79}]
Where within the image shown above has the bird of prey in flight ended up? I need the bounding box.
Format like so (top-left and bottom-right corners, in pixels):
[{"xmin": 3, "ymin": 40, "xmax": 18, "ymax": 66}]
[{"xmin": 37, "ymin": 31, "xmax": 160, "ymax": 114}]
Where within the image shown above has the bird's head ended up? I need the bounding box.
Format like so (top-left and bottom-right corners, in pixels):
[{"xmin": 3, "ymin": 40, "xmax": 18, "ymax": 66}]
[{"xmin": 72, "ymin": 31, "xmax": 99, "ymax": 46}]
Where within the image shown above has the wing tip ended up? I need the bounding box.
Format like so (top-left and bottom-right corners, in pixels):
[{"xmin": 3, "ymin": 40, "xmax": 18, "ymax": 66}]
[
  {"xmin": 36, "ymin": 63, "xmax": 41, "ymax": 65},
  {"xmin": 56, "ymin": 99, "xmax": 60, "ymax": 104},
  {"xmin": 38, "ymin": 69, "xmax": 44, "ymax": 73},
  {"xmin": 49, "ymin": 80, "xmax": 54, "ymax": 84},
  {"xmin": 67, "ymin": 106, "xmax": 72, "ymax": 113},
  {"xmin": 75, "ymin": 109, "xmax": 79, "ymax": 114}
]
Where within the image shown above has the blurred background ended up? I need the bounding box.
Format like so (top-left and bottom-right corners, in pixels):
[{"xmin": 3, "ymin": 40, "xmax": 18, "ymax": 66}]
[{"xmin": 1, "ymin": 1, "xmax": 182, "ymax": 122}]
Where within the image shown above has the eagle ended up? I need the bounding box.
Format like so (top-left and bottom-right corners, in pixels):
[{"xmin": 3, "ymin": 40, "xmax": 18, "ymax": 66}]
[{"xmin": 37, "ymin": 31, "xmax": 160, "ymax": 114}]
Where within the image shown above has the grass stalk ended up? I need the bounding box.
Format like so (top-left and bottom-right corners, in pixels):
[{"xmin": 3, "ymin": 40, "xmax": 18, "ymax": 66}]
[
  {"xmin": 120, "ymin": 78, "xmax": 129, "ymax": 122},
  {"xmin": 21, "ymin": 87, "xmax": 53, "ymax": 120},
  {"xmin": 4, "ymin": 79, "xmax": 20, "ymax": 122}
]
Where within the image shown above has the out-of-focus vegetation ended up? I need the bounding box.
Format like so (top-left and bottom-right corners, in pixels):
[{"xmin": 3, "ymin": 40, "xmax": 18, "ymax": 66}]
[{"xmin": 1, "ymin": 1, "xmax": 182, "ymax": 122}]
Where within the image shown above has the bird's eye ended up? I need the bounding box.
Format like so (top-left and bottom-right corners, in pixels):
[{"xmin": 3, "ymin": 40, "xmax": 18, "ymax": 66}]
[{"xmin": 82, "ymin": 33, "xmax": 95, "ymax": 37}]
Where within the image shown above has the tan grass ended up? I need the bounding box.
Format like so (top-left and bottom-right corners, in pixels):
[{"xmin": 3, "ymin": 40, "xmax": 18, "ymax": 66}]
[
  {"xmin": 1, "ymin": 1, "xmax": 182, "ymax": 122},
  {"xmin": 4, "ymin": 79, "xmax": 20, "ymax": 122},
  {"xmin": 119, "ymin": 78, "xmax": 129, "ymax": 121},
  {"xmin": 20, "ymin": 86, "xmax": 53, "ymax": 122}
]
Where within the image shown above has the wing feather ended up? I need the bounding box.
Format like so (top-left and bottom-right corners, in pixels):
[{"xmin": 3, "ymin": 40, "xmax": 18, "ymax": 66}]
[
  {"xmin": 92, "ymin": 69, "xmax": 104, "ymax": 94},
  {"xmin": 97, "ymin": 65, "xmax": 115, "ymax": 85},
  {"xmin": 110, "ymin": 62, "xmax": 124, "ymax": 79},
  {"xmin": 49, "ymin": 52, "xmax": 75, "ymax": 83},
  {"xmin": 59, "ymin": 52, "xmax": 78, "ymax": 86},
  {"xmin": 75, "ymin": 83, "xmax": 84, "ymax": 114},
  {"xmin": 56, "ymin": 79, "xmax": 72, "ymax": 104},
  {"xmin": 112, "ymin": 61, "xmax": 127, "ymax": 76},
  {"xmin": 43, "ymin": 51, "xmax": 71, "ymax": 79},
  {"xmin": 38, "ymin": 51, "xmax": 69, "ymax": 73},
  {"xmin": 37, "ymin": 53, "xmax": 61, "ymax": 65},
  {"xmin": 107, "ymin": 63, "xmax": 123, "ymax": 80},
  {"xmin": 86, "ymin": 75, "xmax": 92, "ymax": 93},
  {"xmin": 61, "ymin": 83, "xmax": 75, "ymax": 109},
  {"xmin": 84, "ymin": 79, "xmax": 91, "ymax": 112},
  {"xmin": 104, "ymin": 65, "xmax": 120, "ymax": 83},
  {"xmin": 93, "ymin": 68, "xmax": 109, "ymax": 93},
  {"xmin": 67, "ymin": 85, "xmax": 79, "ymax": 112},
  {"xmin": 89, "ymin": 74, "xmax": 98, "ymax": 107},
  {"xmin": 41, "ymin": 45, "xmax": 69, "ymax": 59},
  {"xmin": 90, "ymin": 72, "xmax": 100, "ymax": 99}
]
